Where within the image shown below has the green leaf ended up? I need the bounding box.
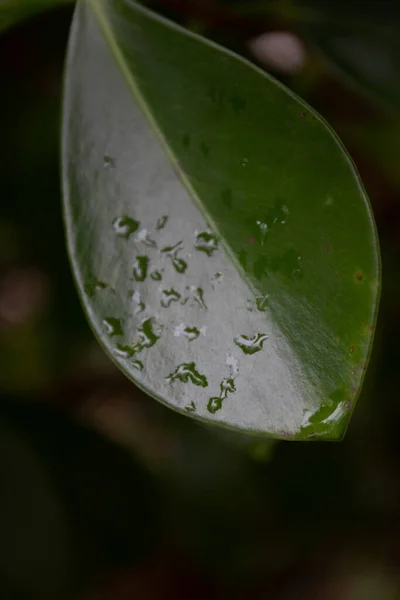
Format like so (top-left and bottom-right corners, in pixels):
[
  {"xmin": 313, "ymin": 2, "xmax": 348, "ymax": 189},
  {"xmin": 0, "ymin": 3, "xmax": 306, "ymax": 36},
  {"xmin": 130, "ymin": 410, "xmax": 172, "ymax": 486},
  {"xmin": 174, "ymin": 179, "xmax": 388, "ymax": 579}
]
[
  {"xmin": 62, "ymin": 0, "xmax": 380, "ymax": 440},
  {"xmin": 0, "ymin": 0, "xmax": 73, "ymax": 32}
]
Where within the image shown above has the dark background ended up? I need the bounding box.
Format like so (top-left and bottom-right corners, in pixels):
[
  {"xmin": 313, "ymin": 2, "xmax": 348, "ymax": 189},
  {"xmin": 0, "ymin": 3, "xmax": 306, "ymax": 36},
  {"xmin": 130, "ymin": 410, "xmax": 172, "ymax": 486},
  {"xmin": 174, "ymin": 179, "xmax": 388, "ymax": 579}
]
[{"xmin": 1, "ymin": 1, "xmax": 400, "ymax": 598}]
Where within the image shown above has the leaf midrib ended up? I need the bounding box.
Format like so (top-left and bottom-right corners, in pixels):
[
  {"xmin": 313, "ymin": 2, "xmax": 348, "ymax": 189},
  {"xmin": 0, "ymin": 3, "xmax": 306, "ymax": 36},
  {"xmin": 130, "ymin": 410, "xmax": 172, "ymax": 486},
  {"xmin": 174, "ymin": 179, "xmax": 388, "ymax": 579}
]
[{"xmin": 88, "ymin": 0, "xmax": 257, "ymax": 297}]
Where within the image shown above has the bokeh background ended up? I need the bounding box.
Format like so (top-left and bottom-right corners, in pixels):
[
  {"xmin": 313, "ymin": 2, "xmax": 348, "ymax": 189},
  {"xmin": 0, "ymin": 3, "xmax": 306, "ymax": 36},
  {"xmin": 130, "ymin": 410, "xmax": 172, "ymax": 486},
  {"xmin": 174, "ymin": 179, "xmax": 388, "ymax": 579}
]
[{"xmin": 1, "ymin": 1, "xmax": 400, "ymax": 598}]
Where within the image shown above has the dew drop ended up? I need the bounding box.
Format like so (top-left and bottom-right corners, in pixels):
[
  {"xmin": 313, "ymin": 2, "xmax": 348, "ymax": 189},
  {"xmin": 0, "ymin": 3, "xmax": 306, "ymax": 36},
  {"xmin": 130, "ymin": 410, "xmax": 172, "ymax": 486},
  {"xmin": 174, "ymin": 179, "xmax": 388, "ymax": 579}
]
[
  {"xmin": 102, "ymin": 317, "xmax": 123, "ymax": 337},
  {"xmin": 115, "ymin": 344, "xmax": 134, "ymax": 359},
  {"xmin": 132, "ymin": 256, "xmax": 149, "ymax": 282},
  {"xmin": 150, "ymin": 270, "xmax": 163, "ymax": 281},
  {"xmin": 162, "ymin": 241, "xmax": 187, "ymax": 273},
  {"xmin": 185, "ymin": 401, "xmax": 196, "ymax": 413},
  {"xmin": 240, "ymin": 158, "xmax": 248, "ymax": 168},
  {"xmin": 161, "ymin": 288, "xmax": 181, "ymax": 307},
  {"xmin": 135, "ymin": 318, "xmax": 162, "ymax": 351},
  {"xmin": 103, "ymin": 155, "xmax": 115, "ymax": 168},
  {"xmin": 113, "ymin": 216, "xmax": 140, "ymax": 239},
  {"xmin": 194, "ymin": 231, "xmax": 219, "ymax": 256},
  {"xmin": 256, "ymin": 220, "xmax": 268, "ymax": 245},
  {"xmin": 193, "ymin": 287, "xmax": 207, "ymax": 310},
  {"xmin": 211, "ymin": 272, "xmax": 224, "ymax": 288},
  {"xmin": 136, "ymin": 228, "xmax": 157, "ymax": 248},
  {"xmin": 156, "ymin": 215, "xmax": 168, "ymax": 230},
  {"xmin": 183, "ymin": 326, "xmax": 200, "ymax": 341},
  {"xmin": 220, "ymin": 377, "xmax": 236, "ymax": 397},
  {"xmin": 84, "ymin": 279, "xmax": 108, "ymax": 298},
  {"xmin": 255, "ymin": 294, "xmax": 269, "ymax": 311},
  {"xmin": 172, "ymin": 257, "xmax": 187, "ymax": 274},
  {"xmin": 132, "ymin": 359, "xmax": 144, "ymax": 372},
  {"xmin": 207, "ymin": 376, "xmax": 236, "ymax": 414},
  {"xmin": 234, "ymin": 332, "xmax": 268, "ymax": 354},
  {"xmin": 174, "ymin": 324, "xmax": 200, "ymax": 341},
  {"xmin": 166, "ymin": 362, "xmax": 208, "ymax": 387},
  {"xmin": 208, "ymin": 397, "xmax": 222, "ymax": 414},
  {"xmin": 132, "ymin": 290, "xmax": 145, "ymax": 314}
]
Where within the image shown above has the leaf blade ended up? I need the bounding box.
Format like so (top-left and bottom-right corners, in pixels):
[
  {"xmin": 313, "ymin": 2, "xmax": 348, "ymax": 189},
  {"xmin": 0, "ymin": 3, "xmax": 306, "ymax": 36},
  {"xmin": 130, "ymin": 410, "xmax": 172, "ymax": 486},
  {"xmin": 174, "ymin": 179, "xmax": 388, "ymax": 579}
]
[{"xmin": 62, "ymin": 0, "xmax": 380, "ymax": 440}]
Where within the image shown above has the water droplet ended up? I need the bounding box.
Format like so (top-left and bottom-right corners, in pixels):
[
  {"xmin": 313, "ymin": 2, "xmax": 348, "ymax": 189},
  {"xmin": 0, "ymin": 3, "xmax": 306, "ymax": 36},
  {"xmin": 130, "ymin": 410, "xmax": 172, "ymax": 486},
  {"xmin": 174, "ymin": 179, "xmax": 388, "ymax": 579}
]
[
  {"xmin": 256, "ymin": 220, "xmax": 268, "ymax": 245},
  {"xmin": 182, "ymin": 134, "xmax": 191, "ymax": 149},
  {"xmin": 172, "ymin": 257, "xmax": 187, "ymax": 273},
  {"xmin": 156, "ymin": 215, "xmax": 168, "ymax": 230},
  {"xmin": 194, "ymin": 231, "xmax": 219, "ymax": 256},
  {"xmin": 174, "ymin": 325, "xmax": 200, "ymax": 341},
  {"xmin": 103, "ymin": 155, "xmax": 115, "ymax": 168},
  {"xmin": 256, "ymin": 200, "xmax": 290, "ymax": 235},
  {"xmin": 234, "ymin": 332, "xmax": 268, "ymax": 355},
  {"xmin": 325, "ymin": 196, "xmax": 333, "ymax": 207},
  {"xmin": 221, "ymin": 377, "xmax": 236, "ymax": 396},
  {"xmin": 166, "ymin": 362, "xmax": 208, "ymax": 387},
  {"xmin": 185, "ymin": 401, "xmax": 196, "ymax": 413},
  {"xmin": 113, "ymin": 216, "xmax": 140, "ymax": 239},
  {"xmin": 150, "ymin": 270, "xmax": 163, "ymax": 281},
  {"xmin": 221, "ymin": 188, "xmax": 233, "ymax": 209},
  {"xmin": 162, "ymin": 241, "xmax": 187, "ymax": 273},
  {"xmin": 207, "ymin": 377, "xmax": 236, "ymax": 414},
  {"xmin": 136, "ymin": 228, "xmax": 157, "ymax": 248},
  {"xmin": 240, "ymin": 158, "xmax": 248, "ymax": 168},
  {"xmin": 211, "ymin": 272, "xmax": 224, "ymax": 288},
  {"xmin": 200, "ymin": 142, "xmax": 210, "ymax": 158},
  {"xmin": 134, "ymin": 318, "xmax": 162, "ymax": 351},
  {"xmin": 115, "ymin": 344, "xmax": 134, "ymax": 359},
  {"xmin": 161, "ymin": 288, "xmax": 181, "ymax": 307},
  {"xmin": 84, "ymin": 279, "xmax": 108, "ymax": 298},
  {"xmin": 193, "ymin": 287, "xmax": 207, "ymax": 310},
  {"xmin": 132, "ymin": 359, "xmax": 144, "ymax": 372},
  {"xmin": 102, "ymin": 317, "xmax": 123, "ymax": 337},
  {"xmin": 133, "ymin": 256, "xmax": 149, "ymax": 282},
  {"xmin": 132, "ymin": 290, "xmax": 145, "ymax": 314},
  {"xmin": 162, "ymin": 241, "xmax": 183, "ymax": 255},
  {"xmin": 208, "ymin": 397, "xmax": 222, "ymax": 414},
  {"xmin": 255, "ymin": 294, "xmax": 269, "ymax": 311}
]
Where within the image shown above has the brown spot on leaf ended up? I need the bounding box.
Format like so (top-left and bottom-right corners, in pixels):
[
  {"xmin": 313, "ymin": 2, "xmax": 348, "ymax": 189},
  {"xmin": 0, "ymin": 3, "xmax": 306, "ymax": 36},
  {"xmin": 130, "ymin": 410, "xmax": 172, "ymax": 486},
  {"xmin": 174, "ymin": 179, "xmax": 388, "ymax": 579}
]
[{"xmin": 354, "ymin": 271, "xmax": 364, "ymax": 283}]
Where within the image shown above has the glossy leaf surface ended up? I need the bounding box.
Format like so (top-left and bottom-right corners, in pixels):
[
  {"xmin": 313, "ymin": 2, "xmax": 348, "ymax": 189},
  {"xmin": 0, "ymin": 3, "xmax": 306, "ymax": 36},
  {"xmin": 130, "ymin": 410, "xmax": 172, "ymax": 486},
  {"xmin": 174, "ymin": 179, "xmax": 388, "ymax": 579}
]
[{"xmin": 62, "ymin": 0, "xmax": 380, "ymax": 440}]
